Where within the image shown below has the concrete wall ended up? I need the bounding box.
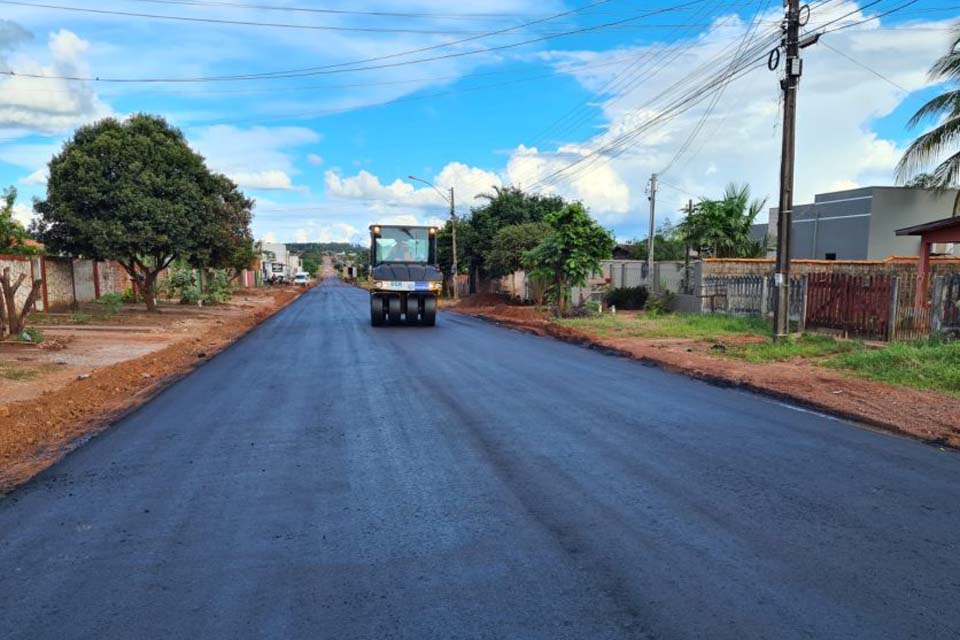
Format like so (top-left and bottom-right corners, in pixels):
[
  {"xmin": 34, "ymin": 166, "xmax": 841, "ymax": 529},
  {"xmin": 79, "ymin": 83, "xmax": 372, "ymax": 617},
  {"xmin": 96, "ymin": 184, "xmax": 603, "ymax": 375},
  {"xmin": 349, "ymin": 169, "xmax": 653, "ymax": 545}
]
[
  {"xmin": 2, "ymin": 257, "xmax": 135, "ymax": 313},
  {"xmin": 73, "ymin": 259, "xmax": 96, "ymax": 302},
  {"xmin": 43, "ymin": 257, "xmax": 75, "ymax": 310},
  {"xmin": 779, "ymin": 188, "xmax": 874, "ymax": 260},
  {"xmin": 869, "ymin": 187, "xmax": 959, "ymax": 259}
]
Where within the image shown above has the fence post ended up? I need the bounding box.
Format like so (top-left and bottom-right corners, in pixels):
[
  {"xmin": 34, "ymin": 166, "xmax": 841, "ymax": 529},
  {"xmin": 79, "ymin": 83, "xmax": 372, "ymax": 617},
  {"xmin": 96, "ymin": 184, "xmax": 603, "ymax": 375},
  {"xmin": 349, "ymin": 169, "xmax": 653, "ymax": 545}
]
[
  {"xmin": 799, "ymin": 276, "xmax": 808, "ymax": 332},
  {"xmin": 760, "ymin": 277, "xmax": 769, "ymax": 316},
  {"xmin": 930, "ymin": 276, "xmax": 944, "ymax": 335},
  {"xmin": 887, "ymin": 275, "xmax": 899, "ymax": 342}
]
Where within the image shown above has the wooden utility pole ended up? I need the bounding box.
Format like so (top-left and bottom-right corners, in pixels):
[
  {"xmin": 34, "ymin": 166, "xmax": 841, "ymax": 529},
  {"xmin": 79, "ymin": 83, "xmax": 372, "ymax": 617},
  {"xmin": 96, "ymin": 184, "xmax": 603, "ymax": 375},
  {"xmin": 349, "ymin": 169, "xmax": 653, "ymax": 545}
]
[
  {"xmin": 773, "ymin": 0, "xmax": 803, "ymax": 339},
  {"xmin": 449, "ymin": 186, "xmax": 458, "ymax": 300},
  {"xmin": 647, "ymin": 173, "xmax": 657, "ymax": 291}
]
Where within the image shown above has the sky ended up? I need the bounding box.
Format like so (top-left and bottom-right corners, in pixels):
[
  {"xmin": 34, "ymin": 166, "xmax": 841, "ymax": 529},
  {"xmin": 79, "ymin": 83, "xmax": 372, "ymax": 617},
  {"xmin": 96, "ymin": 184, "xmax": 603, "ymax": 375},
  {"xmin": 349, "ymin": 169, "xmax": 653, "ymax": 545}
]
[{"xmin": 0, "ymin": 0, "xmax": 958, "ymax": 245}]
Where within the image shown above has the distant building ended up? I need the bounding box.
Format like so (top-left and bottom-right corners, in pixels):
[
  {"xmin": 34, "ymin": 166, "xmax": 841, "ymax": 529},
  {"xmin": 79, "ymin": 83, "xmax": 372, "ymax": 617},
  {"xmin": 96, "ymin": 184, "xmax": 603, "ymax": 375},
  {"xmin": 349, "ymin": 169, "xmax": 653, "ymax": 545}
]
[
  {"xmin": 766, "ymin": 186, "xmax": 960, "ymax": 260},
  {"xmin": 259, "ymin": 241, "xmax": 302, "ymax": 282}
]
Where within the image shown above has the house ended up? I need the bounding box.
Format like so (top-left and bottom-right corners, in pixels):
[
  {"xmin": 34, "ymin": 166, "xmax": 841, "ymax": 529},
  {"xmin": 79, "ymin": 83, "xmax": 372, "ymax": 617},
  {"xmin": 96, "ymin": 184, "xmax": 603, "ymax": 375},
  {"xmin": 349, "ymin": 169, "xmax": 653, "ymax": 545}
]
[
  {"xmin": 765, "ymin": 186, "xmax": 960, "ymax": 260},
  {"xmin": 259, "ymin": 241, "xmax": 302, "ymax": 282}
]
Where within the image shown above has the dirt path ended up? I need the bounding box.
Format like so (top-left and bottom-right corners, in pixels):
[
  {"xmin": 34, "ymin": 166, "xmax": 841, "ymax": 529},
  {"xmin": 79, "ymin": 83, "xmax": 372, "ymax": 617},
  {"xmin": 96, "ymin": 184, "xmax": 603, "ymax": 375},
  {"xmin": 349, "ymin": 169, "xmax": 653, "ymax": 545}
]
[
  {"xmin": 449, "ymin": 304, "xmax": 960, "ymax": 449},
  {"xmin": 0, "ymin": 286, "xmax": 305, "ymax": 491}
]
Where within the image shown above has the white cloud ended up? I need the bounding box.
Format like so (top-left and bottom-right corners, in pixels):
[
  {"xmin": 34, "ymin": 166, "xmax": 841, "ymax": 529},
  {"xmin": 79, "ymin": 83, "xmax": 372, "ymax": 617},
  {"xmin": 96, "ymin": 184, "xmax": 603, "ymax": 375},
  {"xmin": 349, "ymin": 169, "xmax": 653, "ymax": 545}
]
[
  {"xmin": 189, "ymin": 125, "xmax": 321, "ymax": 191},
  {"xmin": 229, "ymin": 170, "xmax": 293, "ymax": 191},
  {"xmin": 19, "ymin": 167, "xmax": 46, "ymax": 185},
  {"xmin": 0, "ymin": 26, "xmax": 111, "ymax": 133},
  {"xmin": 324, "ymin": 161, "xmax": 501, "ymax": 210},
  {"xmin": 12, "ymin": 202, "xmax": 32, "ymax": 226},
  {"xmin": 307, "ymin": 153, "xmax": 324, "ymax": 166},
  {"xmin": 502, "ymin": 2, "xmax": 954, "ymax": 234}
]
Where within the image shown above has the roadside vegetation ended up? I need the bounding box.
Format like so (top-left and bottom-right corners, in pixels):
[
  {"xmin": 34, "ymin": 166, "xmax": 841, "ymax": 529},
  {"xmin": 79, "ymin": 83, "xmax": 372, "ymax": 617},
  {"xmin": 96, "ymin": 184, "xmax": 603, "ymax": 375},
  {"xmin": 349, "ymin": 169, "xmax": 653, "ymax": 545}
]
[
  {"xmin": 557, "ymin": 311, "xmax": 770, "ymax": 340},
  {"xmin": 552, "ymin": 309, "xmax": 959, "ymax": 397},
  {"xmin": 827, "ymin": 338, "xmax": 960, "ymax": 396},
  {"xmin": 727, "ymin": 333, "xmax": 866, "ymax": 363}
]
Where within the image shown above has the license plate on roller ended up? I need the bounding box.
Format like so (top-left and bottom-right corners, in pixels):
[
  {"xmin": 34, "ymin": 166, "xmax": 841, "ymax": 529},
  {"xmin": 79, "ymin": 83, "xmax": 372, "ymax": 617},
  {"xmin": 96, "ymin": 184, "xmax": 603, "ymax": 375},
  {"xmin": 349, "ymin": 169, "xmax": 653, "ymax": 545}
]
[{"xmin": 386, "ymin": 281, "xmax": 430, "ymax": 291}]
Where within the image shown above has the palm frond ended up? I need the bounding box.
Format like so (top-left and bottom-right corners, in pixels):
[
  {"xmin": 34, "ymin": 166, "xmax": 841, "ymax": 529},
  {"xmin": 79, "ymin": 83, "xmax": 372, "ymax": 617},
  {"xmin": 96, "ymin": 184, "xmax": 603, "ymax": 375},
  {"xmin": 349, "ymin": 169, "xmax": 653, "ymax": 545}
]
[
  {"xmin": 896, "ymin": 115, "xmax": 960, "ymax": 182},
  {"xmin": 929, "ymin": 25, "xmax": 960, "ymax": 81},
  {"xmin": 906, "ymin": 89, "xmax": 960, "ymax": 128}
]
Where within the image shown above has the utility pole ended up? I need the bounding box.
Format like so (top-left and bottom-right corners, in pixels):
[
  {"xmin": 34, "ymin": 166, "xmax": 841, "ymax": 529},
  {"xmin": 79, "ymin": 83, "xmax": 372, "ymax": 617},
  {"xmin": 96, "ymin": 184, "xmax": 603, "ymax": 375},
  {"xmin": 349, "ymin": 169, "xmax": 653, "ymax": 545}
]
[
  {"xmin": 407, "ymin": 175, "xmax": 459, "ymax": 299},
  {"xmin": 683, "ymin": 198, "xmax": 693, "ymax": 293},
  {"xmin": 647, "ymin": 173, "xmax": 657, "ymax": 291},
  {"xmin": 773, "ymin": 0, "xmax": 803, "ymax": 340},
  {"xmin": 449, "ymin": 186, "xmax": 458, "ymax": 300}
]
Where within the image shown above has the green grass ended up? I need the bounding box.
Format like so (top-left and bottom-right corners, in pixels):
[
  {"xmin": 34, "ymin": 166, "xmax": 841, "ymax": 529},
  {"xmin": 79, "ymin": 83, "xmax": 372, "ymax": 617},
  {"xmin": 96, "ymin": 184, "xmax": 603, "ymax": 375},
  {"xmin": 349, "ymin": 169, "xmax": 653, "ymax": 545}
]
[
  {"xmin": 728, "ymin": 333, "xmax": 866, "ymax": 363},
  {"xmin": 1, "ymin": 366, "xmax": 40, "ymax": 381},
  {"xmin": 556, "ymin": 312, "xmax": 771, "ymax": 340},
  {"xmin": 826, "ymin": 338, "xmax": 960, "ymax": 396}
]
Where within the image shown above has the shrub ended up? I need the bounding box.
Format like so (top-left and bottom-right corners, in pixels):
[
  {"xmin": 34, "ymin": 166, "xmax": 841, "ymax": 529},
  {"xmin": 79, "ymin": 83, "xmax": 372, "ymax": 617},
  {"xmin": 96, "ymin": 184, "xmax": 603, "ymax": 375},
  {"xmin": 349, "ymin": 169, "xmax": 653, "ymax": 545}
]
[
  {"xmin": 19, "ymin": 326, "xmax": 44, "ymax": 343},
  {"xmin": 604, "ymin": 286, "xmax": 648, "ymax": 310},
  {"xmin": 645, "ymin": 290, "xmax": 676, "ymax": 315},
  {"xmin": 180, "ymin": 284, "xmax": 202, "ymax": 305},
  {"xmin": 202, "ymin": 269, "xmax": 233, "ymax": 305},
  {"xmin": 95, "ymin": 292, "xmax": 124, "ymax": 315},
  {"xmin": 164, "ymin": 266, "xmax": 196, "ymax": 300}
]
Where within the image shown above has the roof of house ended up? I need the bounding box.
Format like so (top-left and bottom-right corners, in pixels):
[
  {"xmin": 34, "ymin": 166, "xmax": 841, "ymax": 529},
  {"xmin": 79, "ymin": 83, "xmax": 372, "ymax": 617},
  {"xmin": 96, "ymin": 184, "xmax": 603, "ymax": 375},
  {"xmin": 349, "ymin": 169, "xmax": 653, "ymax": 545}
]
[{"xmin": 895, "ymin": 215, "xmax": 960, "ymax": 236}]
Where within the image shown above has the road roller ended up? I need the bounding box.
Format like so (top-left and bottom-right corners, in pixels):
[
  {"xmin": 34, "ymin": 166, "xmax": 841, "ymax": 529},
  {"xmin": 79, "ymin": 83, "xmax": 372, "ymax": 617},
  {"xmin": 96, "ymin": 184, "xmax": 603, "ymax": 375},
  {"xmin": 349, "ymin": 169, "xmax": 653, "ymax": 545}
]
[{"xmin": 368, "ymin": 224, "xmax": 442, "ymax": 326}]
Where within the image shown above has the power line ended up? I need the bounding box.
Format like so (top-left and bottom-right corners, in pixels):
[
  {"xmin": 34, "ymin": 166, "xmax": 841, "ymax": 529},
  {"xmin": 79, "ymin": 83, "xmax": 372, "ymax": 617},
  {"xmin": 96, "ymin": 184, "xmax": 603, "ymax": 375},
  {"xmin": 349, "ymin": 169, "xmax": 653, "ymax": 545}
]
[
  {"xmin": 0, "ymin": 0, "xmax": 710, "ymax": 83},
  {"xmin": 820, "ymin": 40, "xmax": 910, "ymax": 93},
  {"xmin": 526, "ymin": 31, "xmax": 779, "ymax": 192},
  {"xmin": 660, "ymin": 0, "xmax": 773, "ymax": 176},
  {"xmin": 0, "ymin": 0, "xmax": 625, "ymax": 34}
]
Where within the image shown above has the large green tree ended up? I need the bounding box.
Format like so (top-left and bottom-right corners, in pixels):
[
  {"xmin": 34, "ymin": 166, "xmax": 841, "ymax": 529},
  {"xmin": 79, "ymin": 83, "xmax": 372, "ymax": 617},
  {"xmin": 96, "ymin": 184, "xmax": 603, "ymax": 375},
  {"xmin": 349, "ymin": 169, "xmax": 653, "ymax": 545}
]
[
  {"xmin": 629, "ymin": 220, "xmax": 687, "ymax": 261},
  {"xmin": 524, "ymin": 202, "xmax": 615, "ymax": 313},
  {"xmin": 190, "ymin": 173, "xmax": 256, "ymax": 280},
  {"xmin": 464, "ymin": 186, "xmax": 566, "ymax": 282},
  {"xmin": 33, "ymin": 114, "xmax": 231, "ymax": 311},
  {"xmin": 485, "ymin": 222, "xmax": 552, "ymax": 277},
  {"xmin": 898, "ymin": 26, "xmax": 960, "ymax": 188},
  {"xmin": 680, "ymin": 183, "xmax": 766, "ymax": 258}
]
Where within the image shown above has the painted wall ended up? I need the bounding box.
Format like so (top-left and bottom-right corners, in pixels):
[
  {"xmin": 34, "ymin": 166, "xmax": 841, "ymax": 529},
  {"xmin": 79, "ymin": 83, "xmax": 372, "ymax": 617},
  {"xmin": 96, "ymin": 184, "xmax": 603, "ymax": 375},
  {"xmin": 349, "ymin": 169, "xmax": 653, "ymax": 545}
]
[{"xmin": 869, "ymin": 188, "xmax": 959, "ymax": 260}]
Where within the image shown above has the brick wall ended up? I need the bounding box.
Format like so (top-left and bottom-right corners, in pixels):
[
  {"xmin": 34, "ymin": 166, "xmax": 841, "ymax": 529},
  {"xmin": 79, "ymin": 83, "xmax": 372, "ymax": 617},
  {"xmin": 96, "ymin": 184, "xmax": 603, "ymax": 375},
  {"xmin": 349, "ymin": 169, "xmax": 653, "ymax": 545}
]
[
  {"xmin": 701, "ymin": 256, "xmax": 960, "ymax": 279},
  {"xmin": 96, "ymin": 260, "xmax": 130, "ymax": 296}
]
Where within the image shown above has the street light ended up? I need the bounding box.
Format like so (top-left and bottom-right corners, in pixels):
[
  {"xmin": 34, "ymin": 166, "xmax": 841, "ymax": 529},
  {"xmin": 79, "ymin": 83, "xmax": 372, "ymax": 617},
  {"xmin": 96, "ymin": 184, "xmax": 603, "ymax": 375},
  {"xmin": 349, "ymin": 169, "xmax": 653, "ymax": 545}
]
[{"xmin": 409, "ymin": 175, "xmax": 459, "ymax": 299}]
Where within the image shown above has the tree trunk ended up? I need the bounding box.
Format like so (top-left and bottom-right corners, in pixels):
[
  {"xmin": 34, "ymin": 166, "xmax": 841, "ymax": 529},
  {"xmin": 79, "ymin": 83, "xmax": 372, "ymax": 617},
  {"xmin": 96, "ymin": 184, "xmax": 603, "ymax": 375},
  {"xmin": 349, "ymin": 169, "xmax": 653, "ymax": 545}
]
[
  {"xmin": 142, "ymin": 271, "xmax": 159, "ymax": 312},
  {"xmin": 0, "ymin": 267, "xmax": 42, "ymax": 338},
  {"xmin": 0, "ymin": 286, "xmax": 7, "ymax": 338}
]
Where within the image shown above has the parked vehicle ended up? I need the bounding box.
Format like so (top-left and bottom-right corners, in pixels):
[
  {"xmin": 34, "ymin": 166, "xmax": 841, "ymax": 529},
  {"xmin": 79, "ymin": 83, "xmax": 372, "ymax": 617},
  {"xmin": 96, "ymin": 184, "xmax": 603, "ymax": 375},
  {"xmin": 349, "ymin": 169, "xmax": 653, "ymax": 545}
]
[{"xmin": 294, "ymin": 272, "xmax": 309, "ymax": 287}]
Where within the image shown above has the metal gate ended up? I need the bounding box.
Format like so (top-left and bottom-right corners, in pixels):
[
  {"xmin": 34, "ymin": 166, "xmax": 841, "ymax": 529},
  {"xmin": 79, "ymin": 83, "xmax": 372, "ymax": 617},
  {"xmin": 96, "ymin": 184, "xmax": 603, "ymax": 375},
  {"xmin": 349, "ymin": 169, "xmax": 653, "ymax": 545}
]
[{"xmin": 805, "ymin": 273, "xmax": 892, "ymax": 340}]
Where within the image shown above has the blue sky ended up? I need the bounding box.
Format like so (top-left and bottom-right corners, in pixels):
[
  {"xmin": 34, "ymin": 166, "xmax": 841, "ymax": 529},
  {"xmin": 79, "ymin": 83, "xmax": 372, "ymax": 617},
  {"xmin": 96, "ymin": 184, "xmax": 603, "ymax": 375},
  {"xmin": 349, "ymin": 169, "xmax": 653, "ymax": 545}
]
[{"xmin": 0, "ymin": 0, "xmax": 958, "ymax": 244}]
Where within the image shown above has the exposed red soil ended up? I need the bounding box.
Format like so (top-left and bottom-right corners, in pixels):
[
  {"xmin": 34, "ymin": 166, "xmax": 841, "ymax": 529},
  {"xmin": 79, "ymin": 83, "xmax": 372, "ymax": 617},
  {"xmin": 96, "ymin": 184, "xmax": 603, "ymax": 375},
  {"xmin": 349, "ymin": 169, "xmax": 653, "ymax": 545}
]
[
  {"xmin": 451, "ymin": 305, "xmax": 960, "ymax": 449},
  {"xmin": 0, "ymin": 286, "xmax": 305, "ymax": 492}
]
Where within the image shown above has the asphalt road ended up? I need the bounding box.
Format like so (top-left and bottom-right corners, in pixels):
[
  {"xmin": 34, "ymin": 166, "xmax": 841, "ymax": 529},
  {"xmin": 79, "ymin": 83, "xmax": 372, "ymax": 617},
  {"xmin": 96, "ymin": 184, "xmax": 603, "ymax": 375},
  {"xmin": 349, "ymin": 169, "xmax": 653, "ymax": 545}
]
[{"xmin": 2, "ymin": 279, "xmax": 958, "ymax": 639}]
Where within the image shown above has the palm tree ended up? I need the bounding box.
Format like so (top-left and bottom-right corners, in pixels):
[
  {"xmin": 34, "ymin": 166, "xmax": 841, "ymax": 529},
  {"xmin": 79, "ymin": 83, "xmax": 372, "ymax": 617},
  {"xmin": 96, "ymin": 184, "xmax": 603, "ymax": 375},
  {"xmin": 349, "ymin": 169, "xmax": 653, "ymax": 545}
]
[
  {"xmin": 897, "ymin": 26, "xmax": 960, "ymax": 188},
  {"xmin": 680, "ymin": 183, "xmax": 767, "ymax": 258}
]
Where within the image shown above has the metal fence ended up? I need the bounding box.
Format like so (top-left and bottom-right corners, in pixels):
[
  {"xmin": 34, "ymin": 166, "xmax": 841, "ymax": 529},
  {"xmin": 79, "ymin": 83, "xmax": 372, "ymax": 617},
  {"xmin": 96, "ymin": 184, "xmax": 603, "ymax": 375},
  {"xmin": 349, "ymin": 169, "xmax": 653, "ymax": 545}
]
[
  {"xmin": 890, "ymin": 274, "xmax": 932, "ymax": 341},
  {"xmin": 805, "ymin": 273, "xmax": 893, "ymax": 341},
  {"xmin": 932, "ymin": 273, "xmax": 960, "ymax": 335},
  {"xmin": 700, "ymin": 275, "xmax": 806, "ymax": 324}
]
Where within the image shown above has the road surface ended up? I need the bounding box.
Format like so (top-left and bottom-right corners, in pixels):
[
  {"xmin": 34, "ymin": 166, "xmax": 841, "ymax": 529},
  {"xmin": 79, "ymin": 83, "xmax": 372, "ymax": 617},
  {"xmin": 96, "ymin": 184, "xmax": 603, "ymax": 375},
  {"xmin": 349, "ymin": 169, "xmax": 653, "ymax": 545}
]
[{"xmin": 2, "ymin": 279, "xmax": 958, "ymax": 639}]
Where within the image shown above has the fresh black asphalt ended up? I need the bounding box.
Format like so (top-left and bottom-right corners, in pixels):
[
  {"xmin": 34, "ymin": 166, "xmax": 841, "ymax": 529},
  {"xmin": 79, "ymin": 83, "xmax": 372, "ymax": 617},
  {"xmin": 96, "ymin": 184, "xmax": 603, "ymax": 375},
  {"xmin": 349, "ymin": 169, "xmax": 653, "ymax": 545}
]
[{"xmin": 1, "ymin": 278, "xmax": 958, "ymax": 639}]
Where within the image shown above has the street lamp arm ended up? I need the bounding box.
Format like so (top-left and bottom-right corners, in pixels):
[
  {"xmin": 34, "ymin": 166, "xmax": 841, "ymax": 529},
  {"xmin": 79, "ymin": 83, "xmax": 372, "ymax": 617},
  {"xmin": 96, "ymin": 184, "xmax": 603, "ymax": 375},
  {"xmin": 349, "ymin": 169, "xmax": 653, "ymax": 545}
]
[{"xmin": 408, "ymin": 175, "xmax": 451, "ymax": 205}]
